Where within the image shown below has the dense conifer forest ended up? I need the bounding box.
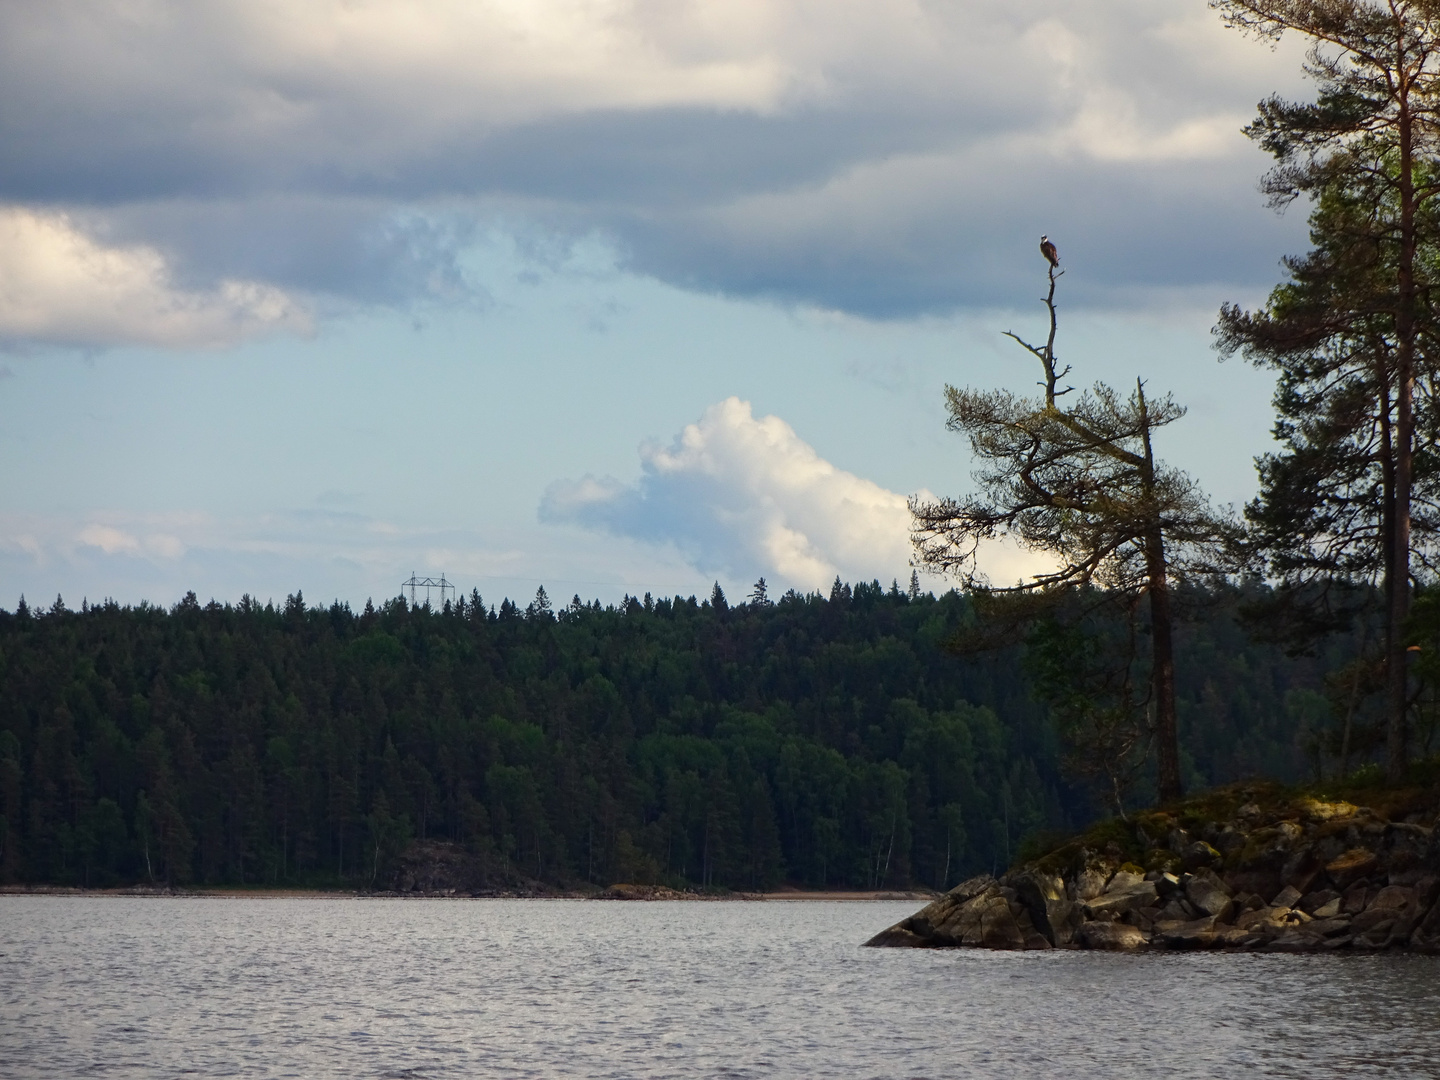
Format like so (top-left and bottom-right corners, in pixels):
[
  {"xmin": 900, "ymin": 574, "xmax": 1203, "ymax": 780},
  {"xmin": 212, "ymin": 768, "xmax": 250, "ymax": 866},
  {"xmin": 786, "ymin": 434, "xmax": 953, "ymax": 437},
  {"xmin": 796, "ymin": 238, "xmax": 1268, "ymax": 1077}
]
[{"xmin": 0, "ymin": 581, "xmax": 1350, "ymax": 892}]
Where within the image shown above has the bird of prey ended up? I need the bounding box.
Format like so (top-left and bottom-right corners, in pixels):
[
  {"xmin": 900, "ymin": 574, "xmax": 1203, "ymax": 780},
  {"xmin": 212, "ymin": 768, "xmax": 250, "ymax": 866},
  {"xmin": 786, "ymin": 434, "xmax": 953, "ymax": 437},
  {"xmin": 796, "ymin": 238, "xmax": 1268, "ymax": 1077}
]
[{"xmin": 1039, "ymin": 235, "xmax": 1059, "ymax": 268}]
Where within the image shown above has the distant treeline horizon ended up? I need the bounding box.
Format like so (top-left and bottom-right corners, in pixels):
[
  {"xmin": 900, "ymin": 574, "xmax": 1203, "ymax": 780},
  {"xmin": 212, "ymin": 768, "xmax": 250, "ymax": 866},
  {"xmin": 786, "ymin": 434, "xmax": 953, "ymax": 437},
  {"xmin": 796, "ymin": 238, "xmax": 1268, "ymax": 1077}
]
[{"xmin": 0, "ymin": 579, "xmax": 1351, "ymax": 892}]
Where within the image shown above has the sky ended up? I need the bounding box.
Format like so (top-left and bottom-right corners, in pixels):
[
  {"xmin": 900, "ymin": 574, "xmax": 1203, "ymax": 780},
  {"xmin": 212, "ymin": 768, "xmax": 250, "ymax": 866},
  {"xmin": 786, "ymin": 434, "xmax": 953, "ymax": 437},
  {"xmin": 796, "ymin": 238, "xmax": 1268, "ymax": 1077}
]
[{"xmin": 0, "ymin": 0, "xmax": 1316, "ymax": 611}]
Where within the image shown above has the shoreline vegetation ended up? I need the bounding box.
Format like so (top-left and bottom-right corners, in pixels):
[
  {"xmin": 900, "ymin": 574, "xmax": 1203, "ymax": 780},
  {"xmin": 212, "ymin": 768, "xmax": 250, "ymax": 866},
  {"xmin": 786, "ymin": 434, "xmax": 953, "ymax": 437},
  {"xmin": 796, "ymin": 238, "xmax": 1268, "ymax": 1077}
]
[{"xmin": 866, "ymin": 767, "xmax": 1440, "ymax": 953}]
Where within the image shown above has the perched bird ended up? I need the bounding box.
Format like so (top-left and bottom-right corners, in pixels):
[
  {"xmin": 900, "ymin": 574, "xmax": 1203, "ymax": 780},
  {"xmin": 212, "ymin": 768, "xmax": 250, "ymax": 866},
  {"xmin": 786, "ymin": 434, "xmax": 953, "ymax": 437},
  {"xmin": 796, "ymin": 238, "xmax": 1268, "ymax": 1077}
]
[{"xmin": 1039, "ymin": 235, "xmax": 1059, "ymax": 268}]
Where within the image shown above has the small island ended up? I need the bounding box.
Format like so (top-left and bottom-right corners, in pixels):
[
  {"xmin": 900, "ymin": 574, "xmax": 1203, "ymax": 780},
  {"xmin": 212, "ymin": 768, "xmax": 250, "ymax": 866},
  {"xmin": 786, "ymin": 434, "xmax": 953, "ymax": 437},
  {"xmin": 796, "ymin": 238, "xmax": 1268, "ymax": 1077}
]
[{"xmin": 867, "ymin": 777, "xmax": 1440, "ymax": 952}]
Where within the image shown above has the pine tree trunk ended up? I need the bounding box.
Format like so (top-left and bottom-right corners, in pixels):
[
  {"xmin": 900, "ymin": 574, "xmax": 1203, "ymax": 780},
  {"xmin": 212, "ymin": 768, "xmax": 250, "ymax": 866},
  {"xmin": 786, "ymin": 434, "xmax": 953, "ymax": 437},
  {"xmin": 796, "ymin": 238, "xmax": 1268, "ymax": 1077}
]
[
  {"xmin": 1137, "ymin": 380, "xmax": 1183, "ymax": 802},
  {"xmin": 1146, "ymin": 528, "xmax": 1182, "ymax": 803},
  {"xmin": 1389, "ymin": 74, "xmax": 1418, "ymax": 782},
  {"xmin": 1390, "ymin": 366, "xmax": 1413, "ymax": 781}
]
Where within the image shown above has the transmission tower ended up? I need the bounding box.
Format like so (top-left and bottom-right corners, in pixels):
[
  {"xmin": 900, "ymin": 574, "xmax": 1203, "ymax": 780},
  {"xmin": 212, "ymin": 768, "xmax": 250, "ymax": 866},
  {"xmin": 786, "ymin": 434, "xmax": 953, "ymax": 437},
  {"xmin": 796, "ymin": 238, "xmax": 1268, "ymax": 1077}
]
[{"xmin": 402, "ymin": 572, "xmax": 456, "ymax": 609}]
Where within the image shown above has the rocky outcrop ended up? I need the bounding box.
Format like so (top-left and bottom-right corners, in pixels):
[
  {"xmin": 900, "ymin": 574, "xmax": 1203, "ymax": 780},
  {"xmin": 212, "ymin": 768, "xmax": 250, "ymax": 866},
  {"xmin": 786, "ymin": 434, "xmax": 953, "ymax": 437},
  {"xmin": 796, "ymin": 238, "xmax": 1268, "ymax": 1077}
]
[
  {"xmin": 386, "ymin": 840, "xmax": 556, "ymax": 896},
  {"xmin": 599, "ymin": 883, "xmax": 759, "ymax": 900},
  {"xmin": 865, "ymin": 790, "xmax": 1440, "ymax": 952}
]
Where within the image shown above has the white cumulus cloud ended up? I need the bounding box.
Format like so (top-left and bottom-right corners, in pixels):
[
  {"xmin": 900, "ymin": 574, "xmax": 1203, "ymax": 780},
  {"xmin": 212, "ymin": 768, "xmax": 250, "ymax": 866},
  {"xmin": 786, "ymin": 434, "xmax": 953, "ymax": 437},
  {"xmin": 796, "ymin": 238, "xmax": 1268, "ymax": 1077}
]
[
  {"xmin": 541, "ymin": 397, "xmax": 928, "ymax": 591},
  {"xmin": 0, "ymin": 207, "xmax": 309, "ymax": 348}
]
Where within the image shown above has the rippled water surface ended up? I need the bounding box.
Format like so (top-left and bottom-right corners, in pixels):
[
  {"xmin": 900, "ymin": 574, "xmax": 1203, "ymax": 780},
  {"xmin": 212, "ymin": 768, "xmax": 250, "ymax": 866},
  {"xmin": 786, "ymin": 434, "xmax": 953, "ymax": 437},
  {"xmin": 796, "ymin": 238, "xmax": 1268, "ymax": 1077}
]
[{"xmin": 2, "ymin": 896, "xmax": 1439, "ymax": 1078}]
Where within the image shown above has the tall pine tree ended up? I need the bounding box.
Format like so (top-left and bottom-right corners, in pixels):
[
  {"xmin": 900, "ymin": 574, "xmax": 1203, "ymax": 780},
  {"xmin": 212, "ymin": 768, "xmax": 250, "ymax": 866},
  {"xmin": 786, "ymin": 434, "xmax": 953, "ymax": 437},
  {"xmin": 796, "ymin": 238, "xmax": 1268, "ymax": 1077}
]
[
  {"xmin": 1213, "ymin": 0, "xmax": 1440, "ymax": 777},
  {"xmin": 912, "ymin": 256, "xmax": 1236, "ymax": 803}
]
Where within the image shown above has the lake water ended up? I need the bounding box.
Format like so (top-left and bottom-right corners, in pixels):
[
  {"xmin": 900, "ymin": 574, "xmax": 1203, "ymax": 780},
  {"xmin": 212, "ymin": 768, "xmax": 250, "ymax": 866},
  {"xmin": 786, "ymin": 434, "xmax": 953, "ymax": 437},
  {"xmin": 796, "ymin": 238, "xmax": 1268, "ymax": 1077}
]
[{"xmin": 2, "ymin": 896, "xmax": 1438, "ymax": 1079}]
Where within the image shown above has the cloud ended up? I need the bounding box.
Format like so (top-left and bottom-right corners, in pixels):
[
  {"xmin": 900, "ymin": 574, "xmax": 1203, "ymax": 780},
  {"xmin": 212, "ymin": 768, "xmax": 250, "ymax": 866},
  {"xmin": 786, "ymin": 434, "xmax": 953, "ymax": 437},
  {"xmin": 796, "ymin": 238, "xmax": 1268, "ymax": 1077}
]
[
  {"xmin": 76, "ymin": 522, "xmax": 187, "ymax": 560},
  {"xmin": 542, "ymin": 397, "xmax": 926, "ymax": 591},
  {"xmin": 0, "ymin": 1, "xmax": 1312, "ymax": 328},
  {"xmin": 0, "ymin": 207, "xmax": 309, "ymax": 348},
  {"xmin": 76, "ymin": 524, "xmax": 142, "ymax": 556}
]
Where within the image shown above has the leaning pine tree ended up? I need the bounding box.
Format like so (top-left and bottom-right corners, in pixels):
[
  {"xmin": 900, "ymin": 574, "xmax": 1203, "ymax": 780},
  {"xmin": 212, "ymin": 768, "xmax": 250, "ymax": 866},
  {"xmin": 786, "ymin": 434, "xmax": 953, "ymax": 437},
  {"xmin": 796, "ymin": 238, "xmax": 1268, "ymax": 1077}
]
[
  {"xmin": 911, "ymin": 246, "xmax": 1237, "ymax": 805},
  {"xmin": 1212, "ymin": 0, "xmax": 1440, "ymax": 779}
]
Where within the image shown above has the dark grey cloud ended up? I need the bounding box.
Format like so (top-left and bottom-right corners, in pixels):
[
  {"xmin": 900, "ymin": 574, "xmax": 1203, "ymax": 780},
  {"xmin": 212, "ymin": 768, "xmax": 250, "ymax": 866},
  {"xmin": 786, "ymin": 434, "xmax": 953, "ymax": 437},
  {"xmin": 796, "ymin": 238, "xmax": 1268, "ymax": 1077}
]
[
  {"xmin": 96, "ymin": 198, "xmax": 485, "ymax": 305},
  {"xmin": 609, "ymin": 155, "xmax": 1307, "ymax": 317},
  {"xmin": 0, "ymin": 0, "xmax": 1316, "ymax": 330}
]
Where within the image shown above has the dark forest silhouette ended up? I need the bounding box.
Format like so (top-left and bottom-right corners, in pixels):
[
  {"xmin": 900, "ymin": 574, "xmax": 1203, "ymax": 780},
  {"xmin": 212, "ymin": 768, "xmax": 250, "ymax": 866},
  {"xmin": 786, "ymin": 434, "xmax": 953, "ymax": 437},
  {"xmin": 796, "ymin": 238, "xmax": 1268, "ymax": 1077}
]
[{"xmin": 0, "ymin": 581, "xmax": 1354, "ymax": 891}]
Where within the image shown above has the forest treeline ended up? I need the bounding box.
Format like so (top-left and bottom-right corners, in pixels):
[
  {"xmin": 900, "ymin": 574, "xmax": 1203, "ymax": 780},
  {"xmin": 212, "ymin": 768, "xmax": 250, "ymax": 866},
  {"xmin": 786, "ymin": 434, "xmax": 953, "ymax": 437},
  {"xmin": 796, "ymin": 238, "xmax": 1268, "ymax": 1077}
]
[{"xmin": 0, "ymin": 581, "xmax": 1350, "ymax": 892}]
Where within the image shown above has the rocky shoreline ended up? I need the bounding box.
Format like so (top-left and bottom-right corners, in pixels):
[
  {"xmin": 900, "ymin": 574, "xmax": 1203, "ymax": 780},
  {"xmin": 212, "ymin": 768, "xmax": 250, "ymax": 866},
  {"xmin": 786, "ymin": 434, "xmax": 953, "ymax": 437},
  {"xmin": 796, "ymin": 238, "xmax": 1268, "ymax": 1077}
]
[{"xmin": 867, "ymin": 787, "xmax": 1440, "ymax": 953}]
